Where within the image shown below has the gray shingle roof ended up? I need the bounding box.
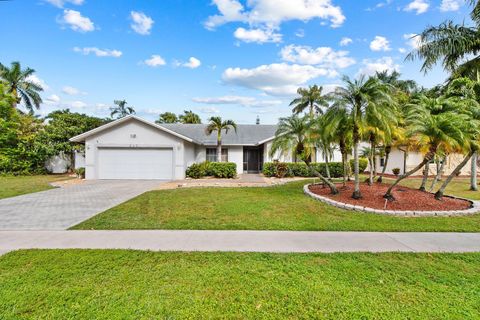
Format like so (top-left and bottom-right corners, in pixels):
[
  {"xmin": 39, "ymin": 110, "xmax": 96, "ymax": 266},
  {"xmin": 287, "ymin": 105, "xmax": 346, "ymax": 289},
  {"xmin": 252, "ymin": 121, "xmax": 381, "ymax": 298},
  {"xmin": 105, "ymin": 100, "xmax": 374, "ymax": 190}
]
[{"xmin": 159, "ymin": 124, "xmax": 278, "ymax": 145}]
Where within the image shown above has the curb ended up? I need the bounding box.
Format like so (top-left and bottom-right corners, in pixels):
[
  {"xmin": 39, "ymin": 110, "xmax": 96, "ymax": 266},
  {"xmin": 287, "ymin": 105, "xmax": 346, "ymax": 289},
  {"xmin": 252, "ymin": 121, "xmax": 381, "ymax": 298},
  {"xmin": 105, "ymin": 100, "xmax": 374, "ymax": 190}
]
[{"xmin": 304, "ymin": 184, "xmax": 480, "ymax": 217}]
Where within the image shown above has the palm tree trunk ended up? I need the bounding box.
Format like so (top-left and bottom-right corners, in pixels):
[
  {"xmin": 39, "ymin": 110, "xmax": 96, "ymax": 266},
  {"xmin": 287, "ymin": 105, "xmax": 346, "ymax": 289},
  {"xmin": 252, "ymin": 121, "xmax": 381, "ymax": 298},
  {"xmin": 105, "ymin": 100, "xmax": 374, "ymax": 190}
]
[
  {"xmin": 305, "ymin": 161, "xmax": 338, "ymax": 194},
  {"xmin": 429, "ymin": 156, "xmax": 446, "ymax": 192},
  {"xmin": 377, "ymin": 146, "xmax": 391, "ymax": 183},
  {"xmin": 368, "ymin": 140, "xmax": 375, "ymax": 185},
  {"xmin": 435, "ymin": 152, "xmax": 473, "ymax": 200},
  {"xmin": 384, "ymin": 150, "xmax": 435, "ymax": 200},
  {"xmin": 419, "ymin": 161, "xmax": 430, "ymax": 191},
  {"xmin": 325, "ymin": 153, "xmax": 331, "ymax": 179},
  {"xmin": 339, "ymin": 140, "xmax": 347, "ymax": 187},
  {"xmin": 217, "ymin": 132, "xmax": 222, "ymax": 163},
  {"xmin": 470, "ymin": 152, "xmax": 478, "ymax": 191},
  {"xmin": 352, "ymin": 124, "xmax": 361, "ymax": 199}
]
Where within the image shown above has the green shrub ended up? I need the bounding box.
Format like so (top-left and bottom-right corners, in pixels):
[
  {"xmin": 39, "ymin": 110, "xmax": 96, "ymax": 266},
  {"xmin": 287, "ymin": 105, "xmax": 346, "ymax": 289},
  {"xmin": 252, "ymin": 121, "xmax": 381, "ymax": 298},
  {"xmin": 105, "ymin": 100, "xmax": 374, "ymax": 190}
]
[
  {"xmin": 186, "ymin": 163, "xmax": 207, "ymax": 179},
  {"xmin": 263, "ymin": 161, "xmax": 348, "ymax": 178},
  {"xmin": 186, "ymin": 162, "xmax": 236, "ymax": 179},
  {"xmin": 349, "ymin": 157, "xmax": 368, "ymax": 173},
  {"xmin": 392, "ymin": 167, "xmax": 401, "ymax": 176},
  {"xmin": 75, "ymin": 167, "xmax": 85, "ymax": 179},
  {"xmin": 208, "ymin": 162, "xmax": 236, "ymax": 178}
]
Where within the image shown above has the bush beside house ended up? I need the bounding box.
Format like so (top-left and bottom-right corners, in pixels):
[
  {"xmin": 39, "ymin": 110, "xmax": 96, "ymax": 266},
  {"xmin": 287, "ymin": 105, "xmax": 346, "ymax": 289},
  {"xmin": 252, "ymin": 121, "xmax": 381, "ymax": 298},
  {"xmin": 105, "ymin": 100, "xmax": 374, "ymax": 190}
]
[
  {"xmin": 186, "ymin": 161, "xmax": 236, "ymax": 179},
  {"xmin": 263, "ymin": 158, "xmax": 368, "ymax": 178}
]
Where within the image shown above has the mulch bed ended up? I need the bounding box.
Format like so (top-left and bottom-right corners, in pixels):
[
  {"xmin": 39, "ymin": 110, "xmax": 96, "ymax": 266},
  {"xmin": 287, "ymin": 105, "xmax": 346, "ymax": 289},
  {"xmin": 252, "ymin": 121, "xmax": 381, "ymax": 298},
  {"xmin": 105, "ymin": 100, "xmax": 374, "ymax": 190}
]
[{"xmin": 309, "ymin": 181, "xmax": 471, "ymax": 211}]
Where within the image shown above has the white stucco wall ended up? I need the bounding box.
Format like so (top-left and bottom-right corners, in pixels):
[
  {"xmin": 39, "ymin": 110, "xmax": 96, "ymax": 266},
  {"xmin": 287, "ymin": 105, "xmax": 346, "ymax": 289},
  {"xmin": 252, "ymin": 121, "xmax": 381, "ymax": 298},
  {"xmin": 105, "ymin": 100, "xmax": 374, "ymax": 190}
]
[
  {"xmin": 316, "ymin": 147, "xmax": 342, "ymax": 163},
  {"xmin": 74, "ymin": 151, "xmax": 86, "ymax": 169},
  {"xmin": 45, "ymin": 152, "xmax": 71, "ymax": 174},
  {"xmin": 84, "ymin": 119, "xmax": 187, "ymax": 180},
  {"xmin": 228, "ymin": 146, "xmax": 244, "ymax": 174},
  {"xmin": 264, "ymin": 141, "xmax": 293, "ymax": 162}
]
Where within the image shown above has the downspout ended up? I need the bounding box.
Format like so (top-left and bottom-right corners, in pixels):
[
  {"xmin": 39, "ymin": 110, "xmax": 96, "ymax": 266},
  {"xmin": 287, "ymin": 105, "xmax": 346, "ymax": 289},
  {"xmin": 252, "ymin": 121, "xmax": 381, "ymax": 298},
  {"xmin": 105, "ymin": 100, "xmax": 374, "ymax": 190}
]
[{"xmin": 398, "ymin": 146, "xmax": 407, "ymax": 174}]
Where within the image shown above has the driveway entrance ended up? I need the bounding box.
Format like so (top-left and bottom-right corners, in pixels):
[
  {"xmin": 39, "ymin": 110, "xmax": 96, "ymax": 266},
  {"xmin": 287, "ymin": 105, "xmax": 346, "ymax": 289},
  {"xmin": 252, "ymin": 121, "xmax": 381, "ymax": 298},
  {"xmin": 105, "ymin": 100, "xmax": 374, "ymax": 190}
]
[{"xmin": 0, "ymin": 180, "xmax": 162, "ymax": 230}]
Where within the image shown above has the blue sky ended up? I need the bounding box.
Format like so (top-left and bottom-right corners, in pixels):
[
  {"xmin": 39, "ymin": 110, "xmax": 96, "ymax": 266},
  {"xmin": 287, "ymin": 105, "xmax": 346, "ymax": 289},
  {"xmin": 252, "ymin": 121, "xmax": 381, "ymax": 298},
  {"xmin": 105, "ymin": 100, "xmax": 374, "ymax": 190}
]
[{"xmin": 1, "ymin": 0, "xmax": 470, "ymax": 124}]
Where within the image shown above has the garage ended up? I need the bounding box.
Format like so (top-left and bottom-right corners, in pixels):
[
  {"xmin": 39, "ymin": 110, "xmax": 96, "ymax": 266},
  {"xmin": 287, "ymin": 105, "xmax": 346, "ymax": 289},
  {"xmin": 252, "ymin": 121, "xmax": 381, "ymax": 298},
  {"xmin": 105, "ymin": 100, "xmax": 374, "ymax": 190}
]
[{"xmin": 97, "ymin": 147, "xmax": 173, "ymax": 180}]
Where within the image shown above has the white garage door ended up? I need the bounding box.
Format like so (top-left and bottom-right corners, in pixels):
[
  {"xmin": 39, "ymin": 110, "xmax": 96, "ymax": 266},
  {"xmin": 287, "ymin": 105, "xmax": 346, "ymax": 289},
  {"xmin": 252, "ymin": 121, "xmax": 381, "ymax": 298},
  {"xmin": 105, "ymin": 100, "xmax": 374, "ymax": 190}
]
[{"xmin": 98, "ymin": 148, "xmax": 173, "ymax": 180}]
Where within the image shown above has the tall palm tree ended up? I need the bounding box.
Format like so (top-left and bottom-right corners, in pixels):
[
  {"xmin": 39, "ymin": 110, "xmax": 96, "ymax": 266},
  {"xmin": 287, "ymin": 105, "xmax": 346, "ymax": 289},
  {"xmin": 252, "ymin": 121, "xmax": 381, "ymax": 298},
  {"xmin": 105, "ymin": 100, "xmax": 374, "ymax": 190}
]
[
  {"xmin": 312, "ymin": 115, "xmax": 336, "ymax": 179},
  {"xmin": 110, "ymin": 100, "xmax": 135, "ymax": 119},
  {"xmin": 0, "ymin": 61, "xmax": 43, "ymax": 112},
  {"xmin": 290, "ymin": 85, "xmax": 329, "ymax": 118},
  {"xmin": 384, "ymin": 97, "xmax": 469, "ymax": 200},
  {"xmin": 179, "ymin": 110, "xmax": 202, "ymax": 124},
  {"xmin": 331, "ymin": 75, "xmax": 394, "ymax": 199},
  {"xmin": 270, "ymin": 115, "xmax": 338, "ymax": 194},
  {"xmin": 205, "ymin": 116, "xmax": 237, "ymax": 162},
  {"xmin": 323, "ymin": 101, "xmax": 353, "ymax": 186}
]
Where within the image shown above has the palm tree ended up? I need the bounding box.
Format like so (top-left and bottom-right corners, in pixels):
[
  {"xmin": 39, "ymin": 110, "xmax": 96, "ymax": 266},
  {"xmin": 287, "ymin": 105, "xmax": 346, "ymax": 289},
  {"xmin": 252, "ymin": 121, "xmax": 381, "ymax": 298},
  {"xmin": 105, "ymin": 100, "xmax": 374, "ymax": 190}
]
[
  {"xmin": 384, "ymin": 97, "xmax": 469, "ymax": 200},
  {"xmin": 270, "ymin": 115, "xmax": 338, "ymax": 194},
  {"xmin": 331, "ymin": 75, "xmax": 394, "ymax": 199},
  {"xmin": 205, "ymin": 117, "xmax": 237, "ymax": 162},
  {"xmin": 179, "ymin": 110, "xmax": 202, "ymax": 124},
  {"xmin": 0, "ymin": 61, "xmax": 43, "ymax": 112},
  {"xmin": 156, "ymin": 112, "xmax": 178, "ymax": 124},
  {"xmin": 110, "ymin": 100, "xmax": 135, "ymax": 119},
  {"xmin": 290, "ymin": 85, "xmax": 329, "ymax": 118},
  {"xmin": 323, "ymin": 102, "xmax": 353, "ymax": 186},
  {"xmin": 313, "ymin": 115, "xmax": 336, "ymax": 180}
]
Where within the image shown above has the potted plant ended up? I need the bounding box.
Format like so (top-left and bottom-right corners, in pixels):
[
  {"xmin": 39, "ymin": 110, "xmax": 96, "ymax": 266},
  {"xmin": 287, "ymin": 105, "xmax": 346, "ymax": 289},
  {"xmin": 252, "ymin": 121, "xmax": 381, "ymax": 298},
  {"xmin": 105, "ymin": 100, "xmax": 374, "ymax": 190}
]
[
  {"xmin": 392, "ymin": 168, "xmax": 400, "ymax": 176},
  {"xmin": 75, "ymin": 167, "xmax": 86, "ymax": 179}
]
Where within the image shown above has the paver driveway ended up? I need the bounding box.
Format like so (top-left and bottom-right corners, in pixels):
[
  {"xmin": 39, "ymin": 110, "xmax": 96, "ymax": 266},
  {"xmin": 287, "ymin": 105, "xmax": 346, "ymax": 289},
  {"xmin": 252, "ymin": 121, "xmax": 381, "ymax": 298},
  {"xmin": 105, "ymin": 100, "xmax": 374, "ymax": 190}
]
[{"xmin": 0, "ymin": 180, "xmax": 163, "ymax": 230}]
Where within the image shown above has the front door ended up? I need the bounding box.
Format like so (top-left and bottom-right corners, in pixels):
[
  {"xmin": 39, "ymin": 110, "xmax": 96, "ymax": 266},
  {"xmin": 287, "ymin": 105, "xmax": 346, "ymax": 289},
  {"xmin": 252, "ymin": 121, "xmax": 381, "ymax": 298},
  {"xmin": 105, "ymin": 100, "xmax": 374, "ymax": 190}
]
[{"xmin": 243, "ymin": 146, "xmax": 263, "ymax": 173}]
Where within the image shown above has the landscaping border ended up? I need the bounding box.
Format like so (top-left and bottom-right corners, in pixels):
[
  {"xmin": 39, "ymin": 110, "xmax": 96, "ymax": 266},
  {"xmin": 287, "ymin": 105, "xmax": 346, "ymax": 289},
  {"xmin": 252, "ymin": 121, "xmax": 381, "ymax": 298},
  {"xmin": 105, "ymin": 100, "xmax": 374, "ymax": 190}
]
[{"xmin": 304, "ymin": 184, "xmax": 480, "ymax": 217}]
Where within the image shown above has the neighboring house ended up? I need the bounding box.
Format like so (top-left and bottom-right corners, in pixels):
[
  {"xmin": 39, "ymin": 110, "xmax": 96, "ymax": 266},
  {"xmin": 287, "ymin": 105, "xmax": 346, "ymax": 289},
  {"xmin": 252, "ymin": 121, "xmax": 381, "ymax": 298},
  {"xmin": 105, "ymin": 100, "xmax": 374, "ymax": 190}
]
[
  {"xmin": 70, "ymin": 115, "xmax": 284, "ymax": 180},
  {"xmin": 371, "ymin": 146, "xmax": 475, "ymax": 177}
]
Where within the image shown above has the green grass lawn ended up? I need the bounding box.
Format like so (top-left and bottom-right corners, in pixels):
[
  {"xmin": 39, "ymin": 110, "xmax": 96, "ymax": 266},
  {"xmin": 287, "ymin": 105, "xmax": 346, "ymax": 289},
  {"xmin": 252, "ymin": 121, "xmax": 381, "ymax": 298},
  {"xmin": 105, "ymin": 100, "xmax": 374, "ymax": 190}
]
[
  {"xmin": 0, "ymin": 174, "xmax": 73, "ymax": 199},
  {"xmin": 73, "ymin": 179, "xmax": 480, "ymax": 232},
  {"xmin": 0, "ymin": 250, "xmax": 479, "ymax": 319},
  {"xmin": 396, "ymin": 176, "xmax": 480, "ymax": 200}
]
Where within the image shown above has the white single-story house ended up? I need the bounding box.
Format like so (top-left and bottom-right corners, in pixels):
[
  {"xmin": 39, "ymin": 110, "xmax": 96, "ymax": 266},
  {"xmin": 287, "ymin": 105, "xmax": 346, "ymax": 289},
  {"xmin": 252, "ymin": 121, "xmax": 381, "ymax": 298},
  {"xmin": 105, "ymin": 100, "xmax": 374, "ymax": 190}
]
[
  {"xmin": 70, "ymin": 115, "xmax": 288, "ymax": 180},
  {"xmin": 69, "ymin": 115, "xmax": 475, "ymax": 180}
]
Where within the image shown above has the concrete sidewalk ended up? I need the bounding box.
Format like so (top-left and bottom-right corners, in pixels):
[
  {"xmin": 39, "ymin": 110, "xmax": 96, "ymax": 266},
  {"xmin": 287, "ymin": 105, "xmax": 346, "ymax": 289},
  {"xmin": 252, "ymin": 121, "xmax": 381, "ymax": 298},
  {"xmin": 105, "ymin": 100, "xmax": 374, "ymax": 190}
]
[{"xmin": 1, "ymin": 230, "xmax": 479, "ymax": 255}]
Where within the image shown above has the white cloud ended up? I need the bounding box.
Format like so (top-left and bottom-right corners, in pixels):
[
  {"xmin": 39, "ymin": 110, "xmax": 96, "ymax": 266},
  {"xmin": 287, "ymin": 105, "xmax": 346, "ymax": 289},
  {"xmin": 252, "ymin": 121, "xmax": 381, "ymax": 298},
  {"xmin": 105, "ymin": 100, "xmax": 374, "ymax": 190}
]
[
  {"xmin": 182, "ymin": 57, "xmax": 201, "ymax": 69},
  {"xmin": 205, "ymin": 0, "xmax": 345, "ymax": 42},
  {"xmin": 62, "ymin": 86, "xmax": 85, "ymax": 95},
  {"xmin": 398, "ymin": 48, "xmax": 407, "ymax": 53},
  {"xmin": 369, "ymin": 36, "xmax": 391, "ymax": 51},
  {"xmin": 403, "ymin": 33, "xmax": 421, "ymax": 49},
  {"xmin": 222, "ymin": 63, "xmax": 336, "ymax": 96},
  {"xmin": 367, "ymin": 0, "xmax": 393, "ymax": 11},
  {"xmin": 192, "ymin": 95, "xmax": 282, "ymax": 108},
  {"xmin": 45, "ymin": 94, "xmax": 61, "ymax": 104},
  {"xmin": 295, "ymin": 29, "xmax": 305, "ymax": 38},
  {"xmin": 45, "ymin": 0, "xmax": 83, "ymax": 7},
  {"xmin": 440, "ymin": 0, "xmax": 460, "ymax": 12},
  {"xmin": 26, "ymin": 75, "xmax": 49, "ymax": 90},
  {"xmin": 357, "ymin": 57, "xmax": 400, "ymax": 77},
  {"xmin": 95, "ymin": 103, "xmax": 109, "ymax": 110},
  {"xmin": 130, "ymin": 11, "xmax": 154, "ymax": 35},
  {"xmin": 339, "ymin": 37, "xmax": 352, "ymax": 46},
  {"xmin": 69, "ymin": 100, "xmax": 87, "ymax": 108},
  {"xmin": 280, "ymin": 45, "xmax": 355, "ymax": 69},
  {"xmin": 234, "ymin": 27, "xmax": 282, "ymax": 43},
  {"xmin": 74, "ymin": 47, "xmax": 122, "ymax": 57},
  {"xmin": 199, "ymin": 106, "xmax": 220, "ymax": 114},
  {"xmin": 144, "ymin": 55, "xmax": 166, "ymax": 67},
  {"xmin": 61, "ymin": 9, "xmax": 94, "ymax": 32},
  {"xmin": 404, "ymin": 0, "xmax": 429, "ymax": 14}
]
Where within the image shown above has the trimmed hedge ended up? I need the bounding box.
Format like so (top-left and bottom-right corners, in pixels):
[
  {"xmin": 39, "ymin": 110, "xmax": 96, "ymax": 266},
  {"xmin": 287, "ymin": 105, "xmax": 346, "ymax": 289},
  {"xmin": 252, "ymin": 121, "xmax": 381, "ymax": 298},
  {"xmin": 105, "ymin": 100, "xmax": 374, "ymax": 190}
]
[
  {"xmin": 263, "ymin": 158, "xmax": 368, "ymax": 178},
  {"xmin": 186, "ymin": 161, "xmax": 236, "ymax": 179}
]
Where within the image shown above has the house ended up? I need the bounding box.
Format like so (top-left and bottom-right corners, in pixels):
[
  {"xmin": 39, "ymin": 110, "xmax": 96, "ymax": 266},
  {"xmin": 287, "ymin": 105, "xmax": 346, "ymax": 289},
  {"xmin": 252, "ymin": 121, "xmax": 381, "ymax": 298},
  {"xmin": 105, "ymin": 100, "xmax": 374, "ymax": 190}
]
[
  {"xmin": 70, "ymin": 115, "xmax": 475, "ymax": 180},
  {"xmin": 70, "ymin": 115, "xmax": 287, "ymax": 180}
]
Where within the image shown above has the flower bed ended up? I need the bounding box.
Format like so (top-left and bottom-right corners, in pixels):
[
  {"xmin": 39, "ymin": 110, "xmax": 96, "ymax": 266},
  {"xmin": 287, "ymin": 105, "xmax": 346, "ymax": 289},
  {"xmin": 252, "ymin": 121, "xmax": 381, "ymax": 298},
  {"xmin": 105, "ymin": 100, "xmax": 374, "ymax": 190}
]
[{"xmin": 305, "ymin": 181, "xmax": 479, "ymax": 217}]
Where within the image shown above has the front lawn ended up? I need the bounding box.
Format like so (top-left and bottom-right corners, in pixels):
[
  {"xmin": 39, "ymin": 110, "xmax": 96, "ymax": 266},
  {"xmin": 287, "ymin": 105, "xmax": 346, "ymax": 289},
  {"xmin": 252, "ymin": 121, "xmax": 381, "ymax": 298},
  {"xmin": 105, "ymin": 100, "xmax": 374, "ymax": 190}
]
[
  {"xmin": 0, "ymin": 174, "xmax": 73, "ymax": 199},
  {"xmin": 73, "ymin": 180, "xmax": 480, "ymax": 232},
  {"xmin": 1, "ymin": 250, "xmax": 479, "ymax": 319}
]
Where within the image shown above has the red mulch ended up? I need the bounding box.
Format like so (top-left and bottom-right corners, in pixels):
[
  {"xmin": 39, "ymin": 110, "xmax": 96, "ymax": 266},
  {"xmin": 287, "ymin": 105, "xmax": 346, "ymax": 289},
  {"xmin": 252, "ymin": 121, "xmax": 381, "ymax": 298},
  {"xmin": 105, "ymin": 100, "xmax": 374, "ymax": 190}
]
[{"xmin": 309, "ymin": 181, "xmax": 471, "ymax": 211}]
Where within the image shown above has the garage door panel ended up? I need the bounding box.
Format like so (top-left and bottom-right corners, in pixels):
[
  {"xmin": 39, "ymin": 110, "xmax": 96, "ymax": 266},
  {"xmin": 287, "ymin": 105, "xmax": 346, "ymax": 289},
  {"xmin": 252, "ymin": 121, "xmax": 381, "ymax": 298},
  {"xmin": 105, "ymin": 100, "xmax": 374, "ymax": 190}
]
[{"xmin": 98, "ymin": 148, "xmax": 173, "ymax": 180}]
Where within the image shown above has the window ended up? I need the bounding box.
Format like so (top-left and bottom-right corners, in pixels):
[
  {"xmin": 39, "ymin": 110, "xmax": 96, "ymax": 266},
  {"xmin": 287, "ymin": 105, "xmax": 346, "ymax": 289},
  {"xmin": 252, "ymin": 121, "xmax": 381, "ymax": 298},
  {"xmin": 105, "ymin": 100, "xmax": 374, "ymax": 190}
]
[
  {"xmin": 380, "ymin": 158, "xmax": 385, "ymax": 167},
  {"xmin": 206, "ymin": 148, "xmax": 228, "ymax": 162}
]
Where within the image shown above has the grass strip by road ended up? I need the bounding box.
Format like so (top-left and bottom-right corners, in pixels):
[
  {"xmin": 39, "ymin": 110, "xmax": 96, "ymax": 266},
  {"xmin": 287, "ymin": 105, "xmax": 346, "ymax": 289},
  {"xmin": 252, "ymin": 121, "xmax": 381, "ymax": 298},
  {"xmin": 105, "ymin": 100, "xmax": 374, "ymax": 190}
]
[
  {"xmin": 0, "ymin": 250, "xmax": 479, "ymax": 319},
  {"xmin": 0, "ymin": 174, "xmax": 73, "ymax": 200}
]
